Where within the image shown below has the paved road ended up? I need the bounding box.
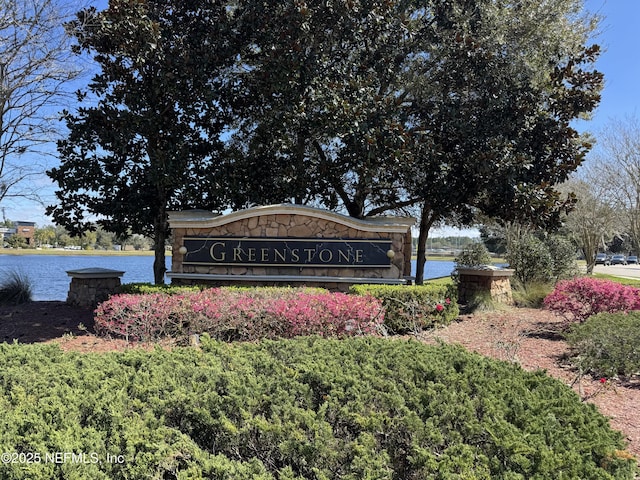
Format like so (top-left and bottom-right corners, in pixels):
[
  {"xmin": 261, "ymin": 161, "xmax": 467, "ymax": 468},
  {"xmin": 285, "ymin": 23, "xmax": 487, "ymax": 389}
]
[{"xmin": 593, "ymin": 264, "xmax": 640, "ymax": 279}]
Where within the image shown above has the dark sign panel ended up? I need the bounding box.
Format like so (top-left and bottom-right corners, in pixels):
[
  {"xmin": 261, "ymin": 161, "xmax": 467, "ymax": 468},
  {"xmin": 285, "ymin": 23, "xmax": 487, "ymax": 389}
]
[{"xmin": 182, "ymin": 237, "xmax": 392, "ymax": 267}]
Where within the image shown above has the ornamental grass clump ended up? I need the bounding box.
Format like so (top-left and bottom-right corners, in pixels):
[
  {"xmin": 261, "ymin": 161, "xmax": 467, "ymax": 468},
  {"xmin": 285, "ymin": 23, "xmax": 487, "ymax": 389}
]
[
  {"xmin": 0, "ymin": 270, "xmax": 33, "ymax": 305},
  {"xmin": 544, "ymin": 277, "xmax": 640, "ymax": 324},
  {"xmin": 94, "ymin": 287, "xmax": 384, "ymax": 342}
]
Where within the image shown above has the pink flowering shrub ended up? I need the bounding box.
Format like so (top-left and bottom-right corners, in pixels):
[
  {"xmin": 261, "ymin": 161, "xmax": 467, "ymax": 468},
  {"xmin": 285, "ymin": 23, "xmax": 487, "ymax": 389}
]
[
  {"xmin": 543, "ymin": 277, "xmax": 640, "ymax": 324},
  {"xmin": 265, "ymin": 292, "xmax": 382, "ymax": 337},
  {"xmin": 94, "ymin": 293, "xmax": 189, "ymax": 341},
  {"xmin": 94, "ymin": 288, "xmax": 384, "ymax": 343}
]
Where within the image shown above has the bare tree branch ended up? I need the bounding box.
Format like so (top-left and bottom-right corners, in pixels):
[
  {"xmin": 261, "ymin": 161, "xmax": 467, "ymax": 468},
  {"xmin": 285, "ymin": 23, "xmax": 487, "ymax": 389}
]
[
  {"xmin": 0, "ymin": 0, "xmax": 85, "ymax": 207},
  {"xmin": 591, "ymin": 115, "xmax": 640, "ymax": 254}
]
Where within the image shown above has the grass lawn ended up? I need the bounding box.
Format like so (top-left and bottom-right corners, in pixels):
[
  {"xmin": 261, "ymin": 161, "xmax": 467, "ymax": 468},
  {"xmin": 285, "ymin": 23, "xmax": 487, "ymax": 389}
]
[
  {"xmin": 593, "ymin": 273, "xmax": 640, "ymax": 287},
  {"xmin": 0, "ymin": 248, "xmax": 160, "ymax": 256},
  {"xmin": 425, "ymin": 276, "xmax": 454, "ymax": 285}
]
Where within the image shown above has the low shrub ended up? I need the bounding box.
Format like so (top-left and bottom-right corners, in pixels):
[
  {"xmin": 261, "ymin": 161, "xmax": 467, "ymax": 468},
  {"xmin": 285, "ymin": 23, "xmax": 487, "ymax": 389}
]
[
  {"xmin": 544, "ymin": 277, "xmax": 640, "ymax": 324},
  {"xmin": 505, "ymin": 234, "xmax": 578, "ymax": 289},
  {"xmin": 94, "ymin": 292, "xmax": 185, "ymax": 340},
  {"xmin": 95, "ymin": 288, "xmax": 384, "ymax": 342},
  {"xmin": 350, "ymin": 284, "xmax": 458, "ymax": 333},
  {"xmin": 506, "ymin": 234, "xmax": 553, "ymax": 288},
  {"xmin": 566, "ymin": 311, "xmax": 640, "ymax": 379},
  {"xmin": 0, "ymin": 270, "xmax": 33, "ymax": 305},
  {"xmin": 454, "ymin": 242, "xmax": 493, "ymax": 268},
  {"xmin": 121, "ymin": 283, "xmax": 327, "ymax": 296},
  {"xmin": 0, "ymin": 339, "xmax": 635, "ymax": 479}
]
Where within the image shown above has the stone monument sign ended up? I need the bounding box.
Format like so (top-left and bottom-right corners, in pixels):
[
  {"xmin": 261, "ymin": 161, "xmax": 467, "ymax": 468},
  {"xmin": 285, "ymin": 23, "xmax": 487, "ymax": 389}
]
[{"xmin": 168, "ymin": 204, "xmax": 414, "ymax": 291}]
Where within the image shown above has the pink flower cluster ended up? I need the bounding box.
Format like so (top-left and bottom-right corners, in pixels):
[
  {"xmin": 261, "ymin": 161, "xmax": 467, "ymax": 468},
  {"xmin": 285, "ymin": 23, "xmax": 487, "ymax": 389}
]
[
  {"xmin": 431, "ymin": 298, "xmax": 452, "ymax": 313},
  {"xmin": 94, "ymin": 288, "xmax": 384, "ymax": 342},
  {"xmin": 543, "ymin": 277, "xmax": 640, "ymax": 323}
]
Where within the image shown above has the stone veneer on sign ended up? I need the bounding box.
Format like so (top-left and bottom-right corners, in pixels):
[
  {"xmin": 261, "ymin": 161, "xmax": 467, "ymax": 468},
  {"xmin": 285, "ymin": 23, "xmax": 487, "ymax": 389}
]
[{"xmin": 168, "ymin": 204, "xmax": 415, "ymax": 291}]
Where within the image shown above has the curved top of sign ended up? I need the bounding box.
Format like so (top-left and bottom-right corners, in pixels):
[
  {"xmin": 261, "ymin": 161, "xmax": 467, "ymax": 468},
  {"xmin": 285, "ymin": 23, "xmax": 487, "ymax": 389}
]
[{"xmin": 168, "ymin": 204, "xmax": 415, "ymax": 233}]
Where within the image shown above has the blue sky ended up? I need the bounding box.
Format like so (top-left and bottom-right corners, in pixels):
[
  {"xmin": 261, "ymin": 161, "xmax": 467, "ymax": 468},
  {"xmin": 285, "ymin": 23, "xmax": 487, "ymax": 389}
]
[
  {"xmin": 578, "ymin": 0, "xmax": 640, "ymax": 134},
  {"xmin": 5, "ymin": 0, "xmax": 640, "ymax": 231}
]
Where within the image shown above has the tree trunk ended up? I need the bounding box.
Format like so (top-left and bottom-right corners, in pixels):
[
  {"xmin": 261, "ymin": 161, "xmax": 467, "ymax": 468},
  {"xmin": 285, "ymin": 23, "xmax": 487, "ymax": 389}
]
[
  {"xmin": 153, "ymin": 212, "xmax": 168, "ymax": 285},
  {"xmin": 415, "ymin": 205, "xmax": 435, "ymax": 285},
  {"xmin": 582, "ymin": 230, "xmax": 597, "ymax": 275},
  {"xmin": 585, "ymin": 258, "xmax": 596, "ymax": 276}
]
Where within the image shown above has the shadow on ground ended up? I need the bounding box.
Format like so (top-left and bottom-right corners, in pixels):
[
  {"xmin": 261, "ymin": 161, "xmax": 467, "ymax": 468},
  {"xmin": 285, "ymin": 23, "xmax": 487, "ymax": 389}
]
[{"xmin": 0, "ymin": 301, "xmax": 95, "ymax": 344}]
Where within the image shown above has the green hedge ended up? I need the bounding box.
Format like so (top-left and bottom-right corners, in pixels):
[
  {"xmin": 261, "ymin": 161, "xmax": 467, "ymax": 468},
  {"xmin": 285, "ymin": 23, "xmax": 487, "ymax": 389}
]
[
  {"xmin": 120, "ymin": 283, "xmax": 327, "ymax": 296},
  {"xmin": 350, "ymin": 284, "xmax": 458, "ymax": 333},
  {"xmin": 0, "ymin": 339, "xmax": 634, "ymax": 479},
  {"xmin": 120, "ymin": 282, "xmax": 204, "ymax": 295},
  {"xmin": 566, "ymin": 311, "xmax": 640, "ymax": 378}
]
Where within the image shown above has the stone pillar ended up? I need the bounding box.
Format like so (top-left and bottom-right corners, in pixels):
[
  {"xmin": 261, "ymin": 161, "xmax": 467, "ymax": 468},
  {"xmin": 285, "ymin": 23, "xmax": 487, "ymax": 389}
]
[
  {"xmin": 457, "ymin": 267, "xmax": 515, "ymax": 306},
  {"xmin": 66, "ymin": 268, "xmax": 125, "ymax": 308}
]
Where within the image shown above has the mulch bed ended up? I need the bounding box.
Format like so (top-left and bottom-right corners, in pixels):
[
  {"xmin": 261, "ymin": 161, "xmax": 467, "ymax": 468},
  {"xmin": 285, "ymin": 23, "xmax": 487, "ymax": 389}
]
[{"xmin": 0, "ymin": 301, "xmax": 132, "ymax": 352}]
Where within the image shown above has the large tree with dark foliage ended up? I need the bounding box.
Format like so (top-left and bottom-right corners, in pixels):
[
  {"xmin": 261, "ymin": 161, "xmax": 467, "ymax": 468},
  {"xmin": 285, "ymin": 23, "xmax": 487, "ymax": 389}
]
[
  {"xmin": 49, "ymin": 0, "xmax": 602, "ymax": 284},
  {"xmin": 404, "ymin": 0, "xmax": 603, "ymax": 282},
  {"xmin": 47, "ymin": 0, "xmax": 236, "ymax": 283},
  {"xmin": 228, "ymin": 0, "xmax": 602, "ymax": 283},
  {"xmin": 226, "ymin": 0, "xmax": 416, "ymax": 217}
]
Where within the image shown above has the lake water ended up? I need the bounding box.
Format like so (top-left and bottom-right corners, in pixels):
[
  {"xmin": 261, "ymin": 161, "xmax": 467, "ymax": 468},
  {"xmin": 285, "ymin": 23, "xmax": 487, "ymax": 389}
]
[
  {"xmin": 0, "ymin": 255, "xmax": 454, "ymax": 301},
  {"xmin": 0, "ymin": 255, "xmax": 165, "ymax": 301}
]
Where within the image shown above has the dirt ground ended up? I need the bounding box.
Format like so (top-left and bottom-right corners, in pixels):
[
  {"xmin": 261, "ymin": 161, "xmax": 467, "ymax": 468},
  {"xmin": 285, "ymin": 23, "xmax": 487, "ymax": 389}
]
[
  {"xmin": 1, "ymin": 301, "xmax": 639, "ymax": 464},
  {"xmin": 0, "ymin": 301, "xmax": 135, "ymax": 352}
]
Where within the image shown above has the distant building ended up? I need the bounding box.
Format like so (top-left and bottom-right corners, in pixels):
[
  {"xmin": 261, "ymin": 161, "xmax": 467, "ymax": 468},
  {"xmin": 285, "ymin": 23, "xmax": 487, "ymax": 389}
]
[
  {"xmin": 1, "ymin": 221, "xmax": 36, "ymax": 246},
  {"xmin": 0, "ymin": 227, "xmax": 13, "ymax": 244},
  {"xmin": 15, "ymin": 221, "xmax": 36, "ymax": 245}
]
